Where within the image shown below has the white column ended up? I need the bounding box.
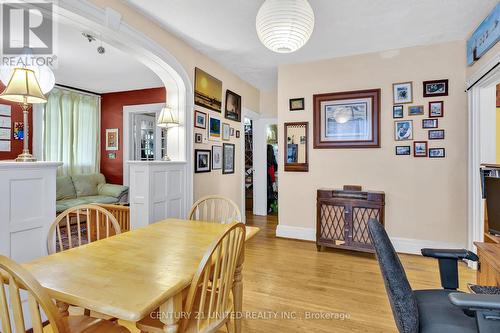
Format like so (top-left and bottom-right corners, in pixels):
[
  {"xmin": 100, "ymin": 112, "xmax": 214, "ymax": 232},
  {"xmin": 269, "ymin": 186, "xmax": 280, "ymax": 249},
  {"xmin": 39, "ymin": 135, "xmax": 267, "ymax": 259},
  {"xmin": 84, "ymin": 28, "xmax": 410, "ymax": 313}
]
[
  {"xmin": 128, "ymin": 161, "xmax": 187, "ymax": 229},
  {"xmin": 0, "ymin": 161, "xmax": 62, "ymax": 262}
]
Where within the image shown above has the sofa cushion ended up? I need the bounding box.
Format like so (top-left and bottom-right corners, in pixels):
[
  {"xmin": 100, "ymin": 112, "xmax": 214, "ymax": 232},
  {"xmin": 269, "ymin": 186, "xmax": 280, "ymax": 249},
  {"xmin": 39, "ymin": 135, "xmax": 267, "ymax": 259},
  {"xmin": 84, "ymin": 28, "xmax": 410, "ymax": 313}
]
[
  {"xmin": 97, "ymin": 183, "xmax": 128, "ymax": 198},
  {"xmin": 56, "ymin": 176, "xmax": 76, "ymax": 201},
  {"xmin": 414, "ymin": 290, "xmax": 477, "ymax": 333},
  {"xmin": 56, "ymin": 198, "xmax": 89, "ymax": 213},
  {"xmin": 71, "ymin": 173, "xmax": 106, "ymax": 197},
  {"xmin": 81, "ymin": 195, "xmax": 118, "ymax": 205}
]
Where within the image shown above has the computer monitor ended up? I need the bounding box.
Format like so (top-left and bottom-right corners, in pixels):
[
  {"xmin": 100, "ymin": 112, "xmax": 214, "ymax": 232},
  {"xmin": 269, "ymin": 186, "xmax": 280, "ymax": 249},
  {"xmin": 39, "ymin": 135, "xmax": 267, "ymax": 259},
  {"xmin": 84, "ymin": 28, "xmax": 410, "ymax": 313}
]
[{"xmin": 485, "ymin": 177, "xmax": 500, "ymax": 236}]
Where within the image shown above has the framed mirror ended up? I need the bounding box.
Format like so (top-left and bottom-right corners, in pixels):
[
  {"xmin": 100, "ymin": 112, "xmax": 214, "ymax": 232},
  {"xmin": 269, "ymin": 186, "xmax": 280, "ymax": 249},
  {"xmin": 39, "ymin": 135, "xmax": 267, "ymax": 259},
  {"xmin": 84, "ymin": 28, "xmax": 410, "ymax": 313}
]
[{"xmin": 284, "ymin": 122, "xmax": 309, "ymax": 172}]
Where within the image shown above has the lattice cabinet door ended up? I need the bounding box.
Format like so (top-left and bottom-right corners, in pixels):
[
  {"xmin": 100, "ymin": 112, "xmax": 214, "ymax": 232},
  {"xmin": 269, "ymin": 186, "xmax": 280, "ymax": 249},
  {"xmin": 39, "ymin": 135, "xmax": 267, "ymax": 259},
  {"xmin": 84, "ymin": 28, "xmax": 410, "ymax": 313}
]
[
  {"xmin": 317, "ymin": 202, "xmax": 347, "ymax": 248},
  {"xmin": 350, "ymin": 203, "xmax": 383, "ymax": 251}
]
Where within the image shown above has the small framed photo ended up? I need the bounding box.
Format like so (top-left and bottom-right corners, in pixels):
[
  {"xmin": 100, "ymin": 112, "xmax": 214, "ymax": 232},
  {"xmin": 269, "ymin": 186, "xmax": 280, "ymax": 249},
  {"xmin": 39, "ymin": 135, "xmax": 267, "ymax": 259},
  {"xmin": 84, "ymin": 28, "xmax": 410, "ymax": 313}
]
[
  {"xmin": 395, "ymin": 146, "xmax": 411, "ymax": 156},
  {"xmin": 208, "ymin": 115, "xmax": 221, "ymax": 141},
  {"xmin": 194, "ymin": 133, "xmax": 203, "ymax": 143},
  {"xmin": 212, "ymin": 145, "xmax": 222, "ymax": 170},
  {"xmin": 422, "ymin": 118, "xmax": 438, "ymax": 129},
  {"xmin": 393, "ymin": 82, "xmax": 413, "ymax": 104},
  {"xmin": 236, "ymin": 130, "xmax": 240, "ymax": 138},
  {"xmin": 289, "ymin": 98, "xmax": 305, "ymax": 111},
  {"xmin": 393, "ymin": 105, "xmax": 403, "ymax": 118},
  {"xmin": 429, "ymin": 148, "xmax": 445, "ymax": 158},
  {"xmin": 428, "ymin": 129, "xmax": 445, "ymax": 140},
  {"xmin": 225, "ymin": 90, "xmax": 241, "ymax": 122},
  {"xmin": 414, "ymin": 141, "xmax": 428, "ymax": 157},
  {"xmin": 394, "ymin": 120, "xmax": 413, "ymax": 141},
  {"xmin": 230, "ymin": 127, "xmax": 235, "ymax": 136},
  {"xmin": 429, "ymin": 101, "xmax": 444, "ymax": 117},
  {"xmin": 408, "ymin": 105, "xmax": 424, "ymax": 116},
  {"xmin": 105, "ymin": 128, "xmax": 119, "ymax": 151},
  {"xmin": 222, "ymin": 123, "xmax": 231, "ymax": 141},
  {"xmin": 223, "ymin": 143, "xmax": 235, "ymax": 174},
  {"xmin": 194, "ymin": 110, "xmax": 207, "ymax": 129},
  {"xmin": 423, "ymin": 79, "xmax": 448, "ymax": 97},
  {"xmin": 195, "ymin": 149, "xmax": 211, "ymax": 173}
]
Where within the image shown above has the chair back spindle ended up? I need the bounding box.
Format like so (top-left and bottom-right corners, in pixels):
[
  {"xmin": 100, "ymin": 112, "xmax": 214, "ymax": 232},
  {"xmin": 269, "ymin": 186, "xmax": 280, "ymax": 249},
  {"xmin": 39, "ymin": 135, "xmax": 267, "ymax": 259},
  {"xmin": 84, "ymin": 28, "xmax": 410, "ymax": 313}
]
[
  {"xmin": 180, "ymin": 223, "xmax": 245, "ymax": 333},
  {"xmin": 47, "ymin": 204, "xmax": 121, "ymax": 254},
  {"xmin": 189, "ymin": 196, "xmax": 241, "ymax": 224},
  {"xmin": 0, "ymin": 256, "xmax": 66, "ymax": 333}
]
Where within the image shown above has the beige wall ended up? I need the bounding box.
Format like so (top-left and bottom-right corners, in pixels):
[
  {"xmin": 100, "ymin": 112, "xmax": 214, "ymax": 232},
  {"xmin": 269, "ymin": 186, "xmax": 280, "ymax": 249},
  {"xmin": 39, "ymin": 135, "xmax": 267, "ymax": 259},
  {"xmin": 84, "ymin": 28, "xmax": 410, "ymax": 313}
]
[
  {"xmin": 90, "ymin": 0, "xmax": 261, "ymax": 210},
  {"xmin": 277, "ymin": 40, "xmax": 468, "ymax": 246},
  {"xmin": 260, "ymin": 90, "xmax": 278, "ymax": 118}
]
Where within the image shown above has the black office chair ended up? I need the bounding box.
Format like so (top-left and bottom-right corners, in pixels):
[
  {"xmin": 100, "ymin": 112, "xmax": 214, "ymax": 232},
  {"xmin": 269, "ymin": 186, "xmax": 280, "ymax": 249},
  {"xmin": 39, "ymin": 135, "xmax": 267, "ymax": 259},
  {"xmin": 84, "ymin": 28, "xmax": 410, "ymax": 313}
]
[{"xmin": 367, "ymin": 219, "xmax": 500, "ymax": 333}]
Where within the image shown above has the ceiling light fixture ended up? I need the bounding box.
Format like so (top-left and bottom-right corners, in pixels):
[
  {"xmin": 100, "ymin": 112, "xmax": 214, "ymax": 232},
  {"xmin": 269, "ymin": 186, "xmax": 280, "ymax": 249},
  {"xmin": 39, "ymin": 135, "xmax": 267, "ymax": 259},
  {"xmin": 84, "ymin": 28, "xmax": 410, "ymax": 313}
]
[{"xmin": 256, "ymin": 0, "xmax": 315, "ymax": 54}]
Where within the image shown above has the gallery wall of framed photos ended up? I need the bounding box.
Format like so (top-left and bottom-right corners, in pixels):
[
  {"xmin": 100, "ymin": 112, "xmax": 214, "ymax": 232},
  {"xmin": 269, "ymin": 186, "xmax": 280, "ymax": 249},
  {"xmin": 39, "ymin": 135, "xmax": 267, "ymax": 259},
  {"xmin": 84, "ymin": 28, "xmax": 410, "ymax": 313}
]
[
  {"xmin": 276, "ymin": 40, "xmax": 467, "ymax": 249},
  {"xmin": 192, "ymin": 67, "xmax": 245, "ymax": 207}
]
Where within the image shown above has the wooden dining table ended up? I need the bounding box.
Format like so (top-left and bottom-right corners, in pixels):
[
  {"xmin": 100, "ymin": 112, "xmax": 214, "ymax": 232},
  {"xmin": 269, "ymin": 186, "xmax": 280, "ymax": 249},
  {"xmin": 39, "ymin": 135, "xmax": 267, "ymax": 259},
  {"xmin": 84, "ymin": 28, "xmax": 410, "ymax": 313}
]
[{"xmin": 24, "ymin": 219, "xmax": 259, "ymax": 333}]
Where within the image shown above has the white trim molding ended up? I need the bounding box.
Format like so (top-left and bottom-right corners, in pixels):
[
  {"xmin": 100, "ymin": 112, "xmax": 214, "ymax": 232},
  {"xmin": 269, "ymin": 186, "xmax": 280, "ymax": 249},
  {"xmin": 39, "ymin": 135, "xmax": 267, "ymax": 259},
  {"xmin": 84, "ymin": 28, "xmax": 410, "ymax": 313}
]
[{"xmin": 276, "ymin": 225, "xmax": 464, "ymax": 255}]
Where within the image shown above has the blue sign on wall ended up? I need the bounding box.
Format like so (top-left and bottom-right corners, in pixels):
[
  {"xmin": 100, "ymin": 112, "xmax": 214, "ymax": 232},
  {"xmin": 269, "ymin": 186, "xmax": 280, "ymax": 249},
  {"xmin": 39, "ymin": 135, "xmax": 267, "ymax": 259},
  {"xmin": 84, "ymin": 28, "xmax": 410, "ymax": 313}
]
[{"xmin": 467, "ymin": 2, "xmax": 500, "ymax": 66}]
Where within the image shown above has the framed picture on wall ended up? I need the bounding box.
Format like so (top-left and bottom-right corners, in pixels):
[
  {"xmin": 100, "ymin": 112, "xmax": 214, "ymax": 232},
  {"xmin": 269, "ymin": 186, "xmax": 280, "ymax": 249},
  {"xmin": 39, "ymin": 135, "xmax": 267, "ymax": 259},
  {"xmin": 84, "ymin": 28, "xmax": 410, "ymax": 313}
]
[
  {"xmin": 194, "ymin": 132, "xmax": 203, "ymax": 143},
  {"xmin": 194, "ymin": 68, "xmax": 222, "ymax": 112},
  {"xmin": 414, "ymin": 141, "xmax": 428, "ymax": 157},
  {"xmin": 429, "ymin": 148, "xmax": 445, "ymax": 158},
  {"xmin": 225, "ymin": 90, "xmax": 241, "ymax": 122},
  {"xmin": 423, "ymin": 79, "xmax": 448, "ymax": 97},
  {"xmin": 208, "ymin": 116, "xmax": 221, "ymax": 141},
  {"xmin": 393, "ymin": 105, "xmax": 403, "ymax": 118},
  {"xmin": 106, "ymin": 128, "xmax": 119, "ymax": 151},
  {"xmin": 392, "ymin": 82, "xmax": 413, "ymax": 104},
  {"xmin": 223, "ymin": 143, "xmax": 235, "ymax": 174},
  {"xmin": 395, "ymin": 146, "xmax": 411, "ymax": 155},
  {"xmin": 313, "ymin": 89, "xmax": 381, "ymax": 148},
  {"xmin": 194, "ymin": 110, "xmax": 207, "ymax": 129},
  {"xmin": 212, "ymin": 145, "xmax": 222, "ymax": 170},
  {"xmin": 289, "ymin": 98, "xmax": 305, "ymax": 111},
  {"xmin": 394, "ymin": 120, "xmax": 413, "ymax": 141},
  {"xmin": 422, "ymin": 119, "xmax": 438, "ymax": 129},
  {"xmin": 428, "ymin": 129, "xmax": 445, "ymax": 140},
  {"xmin": 195, "ymin": 149, "xmax": 211, "ymax": 173},
  {"xmin": 408, "ymin": 105, "xmax": 424, "ymax": 116},
  {"xmin": 429, "ymin": 101, "xmax": 444, "ymax": 117},
  {"xmin": 222, "ymin": 123, "xmax": 231, "ymax": 141}
]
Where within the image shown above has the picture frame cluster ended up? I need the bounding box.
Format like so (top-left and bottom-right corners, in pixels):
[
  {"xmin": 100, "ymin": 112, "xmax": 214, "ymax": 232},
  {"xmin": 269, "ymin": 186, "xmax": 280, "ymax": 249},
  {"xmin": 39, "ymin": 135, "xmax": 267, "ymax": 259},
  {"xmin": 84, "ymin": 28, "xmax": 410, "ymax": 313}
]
[
  {"xmin": 393, "ymin": 79, "xmax": 447, "ymax": 158},
  {"xmin": 193, "ymin": 68, "xmax": 241, "ymax": 174}
]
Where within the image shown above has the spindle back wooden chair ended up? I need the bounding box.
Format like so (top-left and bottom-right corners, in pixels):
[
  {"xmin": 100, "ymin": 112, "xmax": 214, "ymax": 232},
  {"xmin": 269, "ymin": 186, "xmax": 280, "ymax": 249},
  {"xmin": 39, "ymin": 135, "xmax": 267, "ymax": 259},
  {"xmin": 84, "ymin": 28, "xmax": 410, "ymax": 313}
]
[
  {"xmin": 0, "ymin": 255, "xmax": 130, "ymax": 333},
  {"xmin": 47, "ymin": 204, "xmax": 122, "ymax": 254},
  {"xmin": 137, "ymin": 223, "xmax": 246, "ymax": 333},
  {"xmin": 188, "ymin": 196, "xmax": 241, "ymax": 224}
]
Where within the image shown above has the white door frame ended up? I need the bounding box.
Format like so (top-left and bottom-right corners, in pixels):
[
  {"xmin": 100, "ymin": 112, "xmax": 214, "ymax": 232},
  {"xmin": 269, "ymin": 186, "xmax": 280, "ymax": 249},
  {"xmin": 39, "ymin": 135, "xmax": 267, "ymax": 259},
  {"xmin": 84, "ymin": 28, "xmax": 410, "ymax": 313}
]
[
  {"xmin": 467, "ymin": 53, "xmax": 500, "ymax": 252},
  {"xmin": 123, "ymin": 103, "xmax": 164, "ymax": 186},
  {"xmin": 252, "ymin": 117, "xmax": 278, "ymax": 216},
  {"xmin": 240, "ymin": 108, "xmax": 260, "ymax": 221}
]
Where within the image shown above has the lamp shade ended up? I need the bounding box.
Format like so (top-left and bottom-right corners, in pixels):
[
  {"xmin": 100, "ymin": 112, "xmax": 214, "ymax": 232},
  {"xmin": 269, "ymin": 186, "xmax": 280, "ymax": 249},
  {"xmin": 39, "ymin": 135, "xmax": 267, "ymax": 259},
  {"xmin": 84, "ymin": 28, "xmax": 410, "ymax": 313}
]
[
  {"xmin": 157, "ymin": 106, "xmax": 179, "ymax": 128},
  {"xmin": 256, "ymin": 0, "xmax": 315, "ymax": 53},
  {"xmin": 0, "ymin": 68, "xmax": 47, "ymax": 104}
]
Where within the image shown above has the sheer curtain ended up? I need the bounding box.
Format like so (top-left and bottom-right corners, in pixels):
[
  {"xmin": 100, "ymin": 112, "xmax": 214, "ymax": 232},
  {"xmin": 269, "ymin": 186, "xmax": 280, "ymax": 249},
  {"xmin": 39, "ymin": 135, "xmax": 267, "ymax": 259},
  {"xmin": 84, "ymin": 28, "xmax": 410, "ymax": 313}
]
[{"xmin": 43, "ymin": 87, "xmax": 100, "ymax": 175}]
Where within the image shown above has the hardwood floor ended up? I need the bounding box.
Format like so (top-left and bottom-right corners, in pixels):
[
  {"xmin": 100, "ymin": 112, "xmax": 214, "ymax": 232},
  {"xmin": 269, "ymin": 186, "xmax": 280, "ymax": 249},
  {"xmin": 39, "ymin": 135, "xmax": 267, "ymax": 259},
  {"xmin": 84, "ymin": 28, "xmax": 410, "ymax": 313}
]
[{"xmin": 45, "ymin": 214, "xmax": 475, "ymax": 332}]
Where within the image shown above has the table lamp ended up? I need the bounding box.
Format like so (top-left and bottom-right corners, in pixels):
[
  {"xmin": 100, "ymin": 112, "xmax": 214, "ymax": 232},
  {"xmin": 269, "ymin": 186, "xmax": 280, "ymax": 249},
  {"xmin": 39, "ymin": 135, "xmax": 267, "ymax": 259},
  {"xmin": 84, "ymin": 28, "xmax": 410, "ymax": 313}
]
[
  {"xmin": 157, "ymin": 105, "xmax": 179, "ymax": 161},
  {"xmin": 0, "ymin": 67, "xmax": 47, "ymax": 162}
]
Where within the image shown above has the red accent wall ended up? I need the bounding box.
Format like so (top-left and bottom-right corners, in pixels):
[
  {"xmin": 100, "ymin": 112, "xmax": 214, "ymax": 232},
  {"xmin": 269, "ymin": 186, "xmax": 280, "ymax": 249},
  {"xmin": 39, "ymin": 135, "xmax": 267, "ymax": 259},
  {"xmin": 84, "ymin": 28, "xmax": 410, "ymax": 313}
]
[
  {"xmin": 100, "ymin": 87, "xmax": 166, "ymax": 184},
  {"xmin": 0, "ymin": 83, "xmax": 33, "ymax": 160}
]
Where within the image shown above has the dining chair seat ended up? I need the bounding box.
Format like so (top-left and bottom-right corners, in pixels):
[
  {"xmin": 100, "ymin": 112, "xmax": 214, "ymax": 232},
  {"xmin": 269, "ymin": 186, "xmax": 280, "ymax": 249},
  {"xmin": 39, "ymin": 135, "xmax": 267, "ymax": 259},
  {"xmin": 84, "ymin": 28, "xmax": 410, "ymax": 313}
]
[{"xmin": 62, "ymin": 315, "xmax": 130, "ymax": 333}]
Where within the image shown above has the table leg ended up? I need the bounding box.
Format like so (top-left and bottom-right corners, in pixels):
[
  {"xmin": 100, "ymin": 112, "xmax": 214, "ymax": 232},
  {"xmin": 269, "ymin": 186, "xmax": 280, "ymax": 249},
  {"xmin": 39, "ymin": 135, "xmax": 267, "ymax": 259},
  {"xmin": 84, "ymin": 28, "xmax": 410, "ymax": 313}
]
[
  {"xmin": 233, "ymin": 260, "xmax": 243, "ymax": 333},
  {"xmin": 56, "ymin": 301, "xmax": 69, "ymax": 317},
  {"xmin": 160, "ymin": 293, "xmax": 183, "ymax": 333}
]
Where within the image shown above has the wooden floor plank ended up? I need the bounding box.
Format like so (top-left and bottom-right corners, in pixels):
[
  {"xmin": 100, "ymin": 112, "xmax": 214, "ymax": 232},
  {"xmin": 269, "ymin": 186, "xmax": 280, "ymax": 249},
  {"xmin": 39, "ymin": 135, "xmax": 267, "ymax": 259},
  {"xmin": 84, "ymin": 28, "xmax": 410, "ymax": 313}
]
[{"xmin": 43, "ymin": 213, "xmax": 475, "ymax": 332}]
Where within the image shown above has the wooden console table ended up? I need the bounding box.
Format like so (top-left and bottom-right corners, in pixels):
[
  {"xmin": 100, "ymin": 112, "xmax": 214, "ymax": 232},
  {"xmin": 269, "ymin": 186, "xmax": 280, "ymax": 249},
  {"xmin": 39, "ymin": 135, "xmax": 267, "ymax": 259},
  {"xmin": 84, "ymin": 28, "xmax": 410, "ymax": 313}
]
[{"xmin": 475, "ymin": 242, "xmax": 500, "ymax": 286}]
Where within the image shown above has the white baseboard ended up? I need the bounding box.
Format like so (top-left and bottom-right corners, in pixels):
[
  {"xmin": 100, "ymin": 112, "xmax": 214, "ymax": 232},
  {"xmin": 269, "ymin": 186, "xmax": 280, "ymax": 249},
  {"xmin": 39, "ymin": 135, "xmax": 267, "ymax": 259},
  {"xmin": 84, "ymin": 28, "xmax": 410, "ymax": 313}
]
[
  {"xmin": 276, "ymin": 225, "xmax": 315, "ymax": 241},
  {"xmin": 275, "ymin": 225, "xmax": 465, "ymax": 255}
]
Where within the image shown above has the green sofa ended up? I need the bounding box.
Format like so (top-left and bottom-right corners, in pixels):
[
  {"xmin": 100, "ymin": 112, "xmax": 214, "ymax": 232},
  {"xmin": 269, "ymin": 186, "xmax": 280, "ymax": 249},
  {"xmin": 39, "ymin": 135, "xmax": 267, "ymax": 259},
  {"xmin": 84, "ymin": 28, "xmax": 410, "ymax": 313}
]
[{"xmin": 56, "ymin": 173, "xmax": 128, "ymax": 213}]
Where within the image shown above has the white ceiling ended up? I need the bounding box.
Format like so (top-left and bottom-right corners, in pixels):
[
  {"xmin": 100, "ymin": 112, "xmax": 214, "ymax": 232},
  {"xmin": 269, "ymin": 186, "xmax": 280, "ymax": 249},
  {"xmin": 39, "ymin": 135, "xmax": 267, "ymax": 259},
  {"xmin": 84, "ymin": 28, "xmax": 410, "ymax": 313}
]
[
  {"xmin": 54, "ymin": 22, "xmax": 162, "ymax": 94},
  {"xmin": 126, "ymin": 0, "xmax": 498, "ymax": 91}
]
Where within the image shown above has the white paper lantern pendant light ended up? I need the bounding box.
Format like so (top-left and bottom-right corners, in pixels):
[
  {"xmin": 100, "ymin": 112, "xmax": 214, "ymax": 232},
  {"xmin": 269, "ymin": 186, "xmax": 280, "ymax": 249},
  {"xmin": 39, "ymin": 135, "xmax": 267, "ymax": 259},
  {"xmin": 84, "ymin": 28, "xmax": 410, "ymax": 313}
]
[{"xmin": 256, "ymin": 0, "xmax": 315, "ymax": 53}]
